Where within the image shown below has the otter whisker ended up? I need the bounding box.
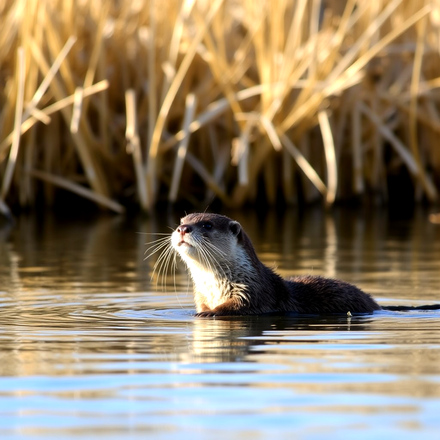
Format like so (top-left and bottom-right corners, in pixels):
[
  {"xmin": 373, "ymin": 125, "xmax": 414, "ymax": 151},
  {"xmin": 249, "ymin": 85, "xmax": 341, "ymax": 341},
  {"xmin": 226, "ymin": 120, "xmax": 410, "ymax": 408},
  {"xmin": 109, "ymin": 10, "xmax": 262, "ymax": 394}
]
[
  {"xmin": 144, "ymin": 244, "xmax": 171, "ymax": 263},
  {"xmin": 151, "ymin": 246, "xmax": 170, "ymax": 280},
  {"xmin": 192, "ymin": 236, "xmax": 209, "ymax": 269},
  {"xmin": 202, "ymin": 240, "xmax": 228, "ymax": 280},
  {"xmin": 152, "ymin": 241, "xmax": 176, "ymax": 288},
  {"xmin": 203, "ymin": 240, "xmax": 229, "ymax": 271},
  {"xmin": 171, "ymin": 251, "xmax": 178, "ymax": 292},
  {"xmin": 160, "ymin": 243, "xmax": 177, "ymax": 289},
  {"xmin": 195, "ymin": 236, "xmax": 219, "ymax": 275},
  {"xmin": 203, "ymin": 239, "xmax": 227, "ymax": 258},
  {"xmin": 144, "ymin": 235, "xmax": 173, "ymax": 258},
  {"xmin": 155, "ymin": 251, "xmax": 175, "ymax": 290},
  {"xmin": 138, "ymin": 232, "xmax": 172, "ymax": 239},
  {"xmin": 143, "ymin": 236, "xmax": 175, "ymax": 289},
  {"xmin": 144, "ymin": 234, "xmax": 173, "ymax": 244},
  {"xmin": 143, "ymin": 233, "xmax": 178, "ymax": 290},
  {"xmin": 200, "ymin": 236, "xmax": 229, "ymax": 272},
  {"xmin": 152, "ymin": 245, "xmax": 168, "ymax": 281},
  {"xmin": 194, "ymin": 239, "xmax": 217, "ymax": 279}
]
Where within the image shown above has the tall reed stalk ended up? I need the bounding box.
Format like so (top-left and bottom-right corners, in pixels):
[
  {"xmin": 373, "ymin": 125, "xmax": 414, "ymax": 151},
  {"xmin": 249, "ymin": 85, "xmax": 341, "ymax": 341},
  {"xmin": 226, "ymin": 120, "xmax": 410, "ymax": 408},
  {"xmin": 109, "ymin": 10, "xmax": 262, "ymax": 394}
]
[{"xmin": 1, "ymin": 0, "xmax": 439, "ymax": 215}]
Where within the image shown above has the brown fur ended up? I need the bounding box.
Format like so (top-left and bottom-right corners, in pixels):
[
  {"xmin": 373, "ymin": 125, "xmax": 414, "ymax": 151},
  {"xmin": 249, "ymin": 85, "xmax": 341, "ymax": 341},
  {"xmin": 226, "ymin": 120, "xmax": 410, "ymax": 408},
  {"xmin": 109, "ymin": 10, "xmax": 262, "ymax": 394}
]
[{"xmin": 172, "ymin": 213, "xmax": 381, "ymax": 317}]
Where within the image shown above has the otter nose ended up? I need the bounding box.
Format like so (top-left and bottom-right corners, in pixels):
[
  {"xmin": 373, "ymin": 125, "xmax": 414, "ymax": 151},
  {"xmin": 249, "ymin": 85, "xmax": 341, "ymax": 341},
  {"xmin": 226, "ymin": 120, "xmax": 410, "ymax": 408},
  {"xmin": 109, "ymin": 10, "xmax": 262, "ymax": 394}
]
[{"xmin": 177, "ymin": 224, "xmax": 192, "ymax": 235}]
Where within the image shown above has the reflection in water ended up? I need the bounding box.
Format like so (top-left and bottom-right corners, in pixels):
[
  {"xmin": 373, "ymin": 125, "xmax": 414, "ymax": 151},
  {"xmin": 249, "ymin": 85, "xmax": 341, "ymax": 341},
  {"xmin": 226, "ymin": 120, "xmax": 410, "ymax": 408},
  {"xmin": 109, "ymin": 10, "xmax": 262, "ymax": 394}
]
[{"xmin": 0, "ymin": 208, "xmax": 440, "ymax": 438}]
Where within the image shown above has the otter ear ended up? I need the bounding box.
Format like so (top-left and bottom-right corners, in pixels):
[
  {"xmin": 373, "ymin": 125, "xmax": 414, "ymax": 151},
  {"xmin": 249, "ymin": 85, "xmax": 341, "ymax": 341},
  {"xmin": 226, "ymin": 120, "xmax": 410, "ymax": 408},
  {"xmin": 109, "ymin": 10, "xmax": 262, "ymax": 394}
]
[{"xmin": 229, "ymin": 220, "xmax": 242, "ymax": 238}]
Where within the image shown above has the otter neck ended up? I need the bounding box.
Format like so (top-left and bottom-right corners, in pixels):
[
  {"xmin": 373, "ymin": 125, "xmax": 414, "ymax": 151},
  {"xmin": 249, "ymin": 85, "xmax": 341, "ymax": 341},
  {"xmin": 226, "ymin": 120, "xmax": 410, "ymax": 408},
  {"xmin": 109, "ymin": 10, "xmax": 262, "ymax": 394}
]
[{"xmin": 185, "ymin": 250, "xmax": 254, "ymax": 311}]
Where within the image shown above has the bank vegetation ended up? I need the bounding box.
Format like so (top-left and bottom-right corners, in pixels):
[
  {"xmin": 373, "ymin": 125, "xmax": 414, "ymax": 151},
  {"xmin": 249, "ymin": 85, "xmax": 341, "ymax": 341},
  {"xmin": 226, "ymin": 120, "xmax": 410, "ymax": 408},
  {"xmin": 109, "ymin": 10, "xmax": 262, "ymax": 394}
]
[{"xmin": 1, "ymin": 0, "xmax": 440, "ymax": 215}]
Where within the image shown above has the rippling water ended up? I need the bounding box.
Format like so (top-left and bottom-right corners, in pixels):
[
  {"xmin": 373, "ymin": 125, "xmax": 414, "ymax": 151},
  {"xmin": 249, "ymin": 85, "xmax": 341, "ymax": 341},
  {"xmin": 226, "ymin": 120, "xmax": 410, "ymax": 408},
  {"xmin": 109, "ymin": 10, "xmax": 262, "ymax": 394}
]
[{"xmin": 0, "ymin": 208, "xmax": 439, "ymax": 439}]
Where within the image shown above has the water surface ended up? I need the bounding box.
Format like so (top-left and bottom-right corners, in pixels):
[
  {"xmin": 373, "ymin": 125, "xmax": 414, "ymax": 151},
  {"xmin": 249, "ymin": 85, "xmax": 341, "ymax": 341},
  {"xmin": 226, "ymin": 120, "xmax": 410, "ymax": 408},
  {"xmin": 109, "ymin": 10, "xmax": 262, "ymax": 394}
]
[{"xmin": 0, "ymin": 208, "xmax": 439, "ymax": 439}]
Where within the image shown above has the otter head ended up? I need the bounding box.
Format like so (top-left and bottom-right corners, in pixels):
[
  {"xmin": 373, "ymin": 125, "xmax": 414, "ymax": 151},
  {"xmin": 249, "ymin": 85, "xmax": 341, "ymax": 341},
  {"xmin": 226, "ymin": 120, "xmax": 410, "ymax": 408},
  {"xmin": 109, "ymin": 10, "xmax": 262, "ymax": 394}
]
[{"xmin": 171, "ymin": 213, "xmax": 244, "ymax": 269}]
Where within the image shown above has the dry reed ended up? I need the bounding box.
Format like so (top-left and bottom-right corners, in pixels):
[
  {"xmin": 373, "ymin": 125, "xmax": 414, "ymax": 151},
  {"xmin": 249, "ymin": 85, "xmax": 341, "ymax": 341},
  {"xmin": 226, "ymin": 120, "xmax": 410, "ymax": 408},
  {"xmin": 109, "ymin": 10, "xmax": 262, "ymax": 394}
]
[{"xmin": 1, "ymin": 0, "xmax": 440, "ymax": 215}]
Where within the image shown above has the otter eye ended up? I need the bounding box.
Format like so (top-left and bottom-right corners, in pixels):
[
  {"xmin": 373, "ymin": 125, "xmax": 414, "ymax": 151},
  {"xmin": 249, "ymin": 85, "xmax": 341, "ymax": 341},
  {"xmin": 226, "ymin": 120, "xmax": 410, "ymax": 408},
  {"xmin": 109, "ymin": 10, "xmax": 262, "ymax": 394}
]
[{"xmin": 202, "ymin": 222, "xmax": 213, "ymax": 230}]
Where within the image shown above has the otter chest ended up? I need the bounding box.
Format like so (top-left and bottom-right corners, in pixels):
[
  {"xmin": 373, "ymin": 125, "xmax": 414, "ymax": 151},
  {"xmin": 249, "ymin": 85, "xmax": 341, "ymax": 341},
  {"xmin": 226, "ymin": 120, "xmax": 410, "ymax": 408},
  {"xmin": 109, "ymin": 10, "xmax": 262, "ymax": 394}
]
[{"xmin": 188, "ymin": 264, "xmax": 231, "ymax": 309}]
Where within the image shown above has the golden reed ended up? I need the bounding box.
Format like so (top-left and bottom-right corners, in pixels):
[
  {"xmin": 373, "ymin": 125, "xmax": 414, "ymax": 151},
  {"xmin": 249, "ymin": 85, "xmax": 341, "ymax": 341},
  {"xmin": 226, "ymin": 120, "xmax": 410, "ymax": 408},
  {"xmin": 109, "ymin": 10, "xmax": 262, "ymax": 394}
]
[{"xmin": 1, "ymin": 0, "xmax": 439, "ymax": 215}]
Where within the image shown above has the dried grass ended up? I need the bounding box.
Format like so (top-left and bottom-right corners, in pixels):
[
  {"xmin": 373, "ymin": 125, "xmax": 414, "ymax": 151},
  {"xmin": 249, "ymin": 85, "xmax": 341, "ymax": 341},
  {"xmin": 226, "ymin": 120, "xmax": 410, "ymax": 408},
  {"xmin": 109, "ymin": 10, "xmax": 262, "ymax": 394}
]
[{"xmin": 1, "ymin": 0, "xmax": 440, "ymax": 214}]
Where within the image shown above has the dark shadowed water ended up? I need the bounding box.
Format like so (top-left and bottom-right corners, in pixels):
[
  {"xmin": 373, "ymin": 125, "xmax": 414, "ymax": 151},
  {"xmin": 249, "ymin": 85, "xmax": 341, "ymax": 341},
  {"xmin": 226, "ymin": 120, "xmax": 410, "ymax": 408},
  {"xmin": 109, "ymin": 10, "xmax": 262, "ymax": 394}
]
[{"xmin": 0, "ymin": 207, "xmax": 440, "ymax": 439}]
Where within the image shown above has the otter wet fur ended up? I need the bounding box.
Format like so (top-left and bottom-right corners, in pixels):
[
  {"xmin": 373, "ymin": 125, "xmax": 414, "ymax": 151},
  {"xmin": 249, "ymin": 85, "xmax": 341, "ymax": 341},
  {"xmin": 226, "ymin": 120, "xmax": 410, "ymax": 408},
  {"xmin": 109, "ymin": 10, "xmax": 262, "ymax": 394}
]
[{"xmin": 147, "ymin": 212, "xmax": 382, "ymax": 317}]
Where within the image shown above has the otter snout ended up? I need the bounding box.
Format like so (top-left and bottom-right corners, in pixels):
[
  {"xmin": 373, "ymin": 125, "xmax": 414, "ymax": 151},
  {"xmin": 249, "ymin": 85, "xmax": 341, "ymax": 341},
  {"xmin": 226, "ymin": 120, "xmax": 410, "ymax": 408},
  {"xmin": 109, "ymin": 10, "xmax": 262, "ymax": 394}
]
[
  {"xmin": 175, "ymin": 224, "xmax": 194, "ymax": 249},
  {"xmin": 177, "ymin": 224, "xmax": 192, "ymax": 236},
  {"xmin": 172, "ymin": 224, "xmax": 196, "ymax": 257}
]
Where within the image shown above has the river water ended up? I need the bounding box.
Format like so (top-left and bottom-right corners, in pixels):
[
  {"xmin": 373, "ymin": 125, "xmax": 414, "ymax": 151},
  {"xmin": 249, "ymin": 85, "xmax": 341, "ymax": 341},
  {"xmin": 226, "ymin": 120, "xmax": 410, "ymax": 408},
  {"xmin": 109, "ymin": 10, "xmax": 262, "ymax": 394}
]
[{"xmin": 0, "ymin": 207, "xmax": 439, "ymax": 439}]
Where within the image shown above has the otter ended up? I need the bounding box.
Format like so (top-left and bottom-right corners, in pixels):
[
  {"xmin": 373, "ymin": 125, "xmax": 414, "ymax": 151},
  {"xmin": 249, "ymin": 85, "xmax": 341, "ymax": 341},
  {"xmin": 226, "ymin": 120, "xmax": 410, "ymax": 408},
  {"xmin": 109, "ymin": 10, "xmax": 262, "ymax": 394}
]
[{"xmin": 170, "ymin": 212, "xmax": 381, "ymax": 317}]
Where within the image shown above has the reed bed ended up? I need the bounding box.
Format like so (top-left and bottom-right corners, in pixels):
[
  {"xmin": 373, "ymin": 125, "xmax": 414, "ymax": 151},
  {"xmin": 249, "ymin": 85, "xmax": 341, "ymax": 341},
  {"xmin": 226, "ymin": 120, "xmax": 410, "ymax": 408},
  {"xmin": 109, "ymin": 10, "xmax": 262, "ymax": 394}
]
[{"xmin": 1, "ymin": 0, "xmax": 440, "ymax": 215}]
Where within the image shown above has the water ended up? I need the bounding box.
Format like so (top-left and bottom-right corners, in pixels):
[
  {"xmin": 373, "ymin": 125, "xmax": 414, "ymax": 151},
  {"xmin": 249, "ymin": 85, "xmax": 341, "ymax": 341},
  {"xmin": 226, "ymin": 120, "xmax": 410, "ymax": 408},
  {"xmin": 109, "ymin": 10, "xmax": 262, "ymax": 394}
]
[{"xmin": 0, "ymin": 208, "xmax": 440, "ymax": 439}]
